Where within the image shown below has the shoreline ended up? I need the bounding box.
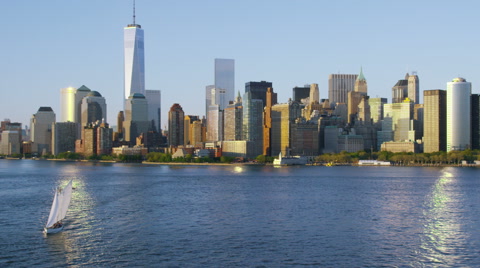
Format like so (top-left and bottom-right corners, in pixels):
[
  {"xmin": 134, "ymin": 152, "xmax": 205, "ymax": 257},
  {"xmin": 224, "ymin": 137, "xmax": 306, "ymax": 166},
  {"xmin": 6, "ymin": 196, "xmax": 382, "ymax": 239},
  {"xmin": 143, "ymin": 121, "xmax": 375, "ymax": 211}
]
[{"xmin": 2, "ymin": 158, "xmax": 480, "ymax": 167}]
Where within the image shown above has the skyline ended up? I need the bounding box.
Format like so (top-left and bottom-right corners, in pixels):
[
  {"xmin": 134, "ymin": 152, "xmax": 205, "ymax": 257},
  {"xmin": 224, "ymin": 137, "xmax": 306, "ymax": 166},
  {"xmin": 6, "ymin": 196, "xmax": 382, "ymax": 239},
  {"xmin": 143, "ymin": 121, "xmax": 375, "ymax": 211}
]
[{"xmin": 2, "ymin": 1, "xmax": 480, "ymax": 128}]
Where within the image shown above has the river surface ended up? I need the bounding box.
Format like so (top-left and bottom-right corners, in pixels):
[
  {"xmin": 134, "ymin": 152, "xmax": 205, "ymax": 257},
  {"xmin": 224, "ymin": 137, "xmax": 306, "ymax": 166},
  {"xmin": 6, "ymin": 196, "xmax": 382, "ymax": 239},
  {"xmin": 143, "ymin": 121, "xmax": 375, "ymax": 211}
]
[{"xmin": 1, "ymin": 160, "xmax": 480, "ymax": 267}]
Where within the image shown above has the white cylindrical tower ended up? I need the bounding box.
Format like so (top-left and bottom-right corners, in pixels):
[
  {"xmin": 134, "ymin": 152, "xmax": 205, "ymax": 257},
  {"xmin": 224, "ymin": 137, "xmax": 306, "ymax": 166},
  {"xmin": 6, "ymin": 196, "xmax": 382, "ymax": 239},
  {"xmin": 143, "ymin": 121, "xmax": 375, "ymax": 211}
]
[{"xmin": 447, "ymin": 77, "xmax": 471, "ymax": 151}]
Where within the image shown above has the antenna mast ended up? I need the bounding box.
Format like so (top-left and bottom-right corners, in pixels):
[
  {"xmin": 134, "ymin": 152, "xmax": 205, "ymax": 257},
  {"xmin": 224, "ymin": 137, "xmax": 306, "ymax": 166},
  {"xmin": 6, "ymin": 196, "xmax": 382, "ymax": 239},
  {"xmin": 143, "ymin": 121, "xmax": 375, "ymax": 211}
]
[{"xmin": 133, "ymin": 0, "xmax": 136, "ymax": 25}]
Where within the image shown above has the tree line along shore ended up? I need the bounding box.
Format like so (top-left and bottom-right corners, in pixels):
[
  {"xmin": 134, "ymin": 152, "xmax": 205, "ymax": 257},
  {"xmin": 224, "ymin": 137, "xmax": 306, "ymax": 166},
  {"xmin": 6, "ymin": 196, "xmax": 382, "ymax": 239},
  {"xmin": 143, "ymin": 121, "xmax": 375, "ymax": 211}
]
[{"xmin": 2, "ymin": 150, "xmax": 480, "ymax": 166}]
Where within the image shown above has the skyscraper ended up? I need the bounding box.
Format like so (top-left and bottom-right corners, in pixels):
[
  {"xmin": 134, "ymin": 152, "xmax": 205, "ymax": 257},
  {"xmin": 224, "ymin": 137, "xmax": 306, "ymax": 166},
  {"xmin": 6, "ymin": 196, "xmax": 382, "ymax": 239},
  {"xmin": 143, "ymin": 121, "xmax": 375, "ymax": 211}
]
[
  {"xmin": 80, "ymin": 91, "xmax": 107, "ymax": 129},
  {"xmin": 392, "ymin": 74, "xmax": 409, "ymax": 103},
  {"xmin": 124, "ymin": 5, "xmax": 145, "ymax": 100},
  {"xmin": 245, "ymin": 81, "xmax": 273, "ymax": 106},
  {"xmin": 447, "ymin": 77, "xmax": 471, "ymax": 151},
  {"xmin": 168, "ymin": 103, "xmax": 185, "ymax": 147},
  {"xmin": 328, "ymin": 74, "xmax": 357, "ymax": 108},
  {"xmin": 423, "ymin": 90, "xmax": 446, "ymax": 153},
  {"xmin": 408, "ymin": 73, "xmax": 420, "ymax": 104},
  {"xmin": 124, "ymin": 93, "xmax": 149, "ymax": 143},
  {"xmin": 214, "ymin": 59, "xmax": 235, "ymax": 110},
  {"xmin": 30, "ymin": 107, "xmax": 56, "ymax": 154},
  {"xmin": 60, "ymin": 85, "xmax": 91, "ymax": 123},
  {"xmin": 145, "ymin": 89, "xmax": 161, "ymax": 132}
]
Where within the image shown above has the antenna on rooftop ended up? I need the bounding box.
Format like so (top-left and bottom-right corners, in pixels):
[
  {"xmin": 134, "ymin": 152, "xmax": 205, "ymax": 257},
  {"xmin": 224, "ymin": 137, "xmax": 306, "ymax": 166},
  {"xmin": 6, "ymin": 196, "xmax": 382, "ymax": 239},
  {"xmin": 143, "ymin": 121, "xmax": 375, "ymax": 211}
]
[{"xmin": 133, "ymin": 0, "xmax": 136, "ymax": 25}]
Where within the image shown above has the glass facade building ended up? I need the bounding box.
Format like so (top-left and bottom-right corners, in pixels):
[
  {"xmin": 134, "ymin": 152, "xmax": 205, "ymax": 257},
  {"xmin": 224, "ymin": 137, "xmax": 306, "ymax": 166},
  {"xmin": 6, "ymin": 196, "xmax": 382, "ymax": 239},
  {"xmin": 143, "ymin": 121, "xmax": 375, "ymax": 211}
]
[
  {"xmin": 124, "ymin": 24, "xmax": 145, "ymax": 100},
  {"xmin": 214, "ymin": 59, "xmax": 234, "ymax": 110},
  {"xmin": 447, "ymin": 78, "xmax": 471, "ymax": 151}
]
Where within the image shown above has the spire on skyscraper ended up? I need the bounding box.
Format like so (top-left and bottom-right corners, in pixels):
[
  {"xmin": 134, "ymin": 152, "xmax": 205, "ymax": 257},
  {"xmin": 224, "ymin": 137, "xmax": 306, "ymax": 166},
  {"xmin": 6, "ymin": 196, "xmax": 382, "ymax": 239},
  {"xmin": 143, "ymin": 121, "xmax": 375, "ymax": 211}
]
[{"xmin": 357, "ymin": 66, "xmax": 366, "ymax": 81}]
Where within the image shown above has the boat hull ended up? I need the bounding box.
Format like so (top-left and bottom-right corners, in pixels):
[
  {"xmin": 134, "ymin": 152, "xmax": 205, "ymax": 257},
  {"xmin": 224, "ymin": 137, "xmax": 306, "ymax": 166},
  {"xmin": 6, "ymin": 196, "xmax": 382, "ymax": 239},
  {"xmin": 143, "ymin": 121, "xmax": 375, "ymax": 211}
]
[{"xmin": 44, "ymin": 226, "xmax": 64, "ymax": 234}]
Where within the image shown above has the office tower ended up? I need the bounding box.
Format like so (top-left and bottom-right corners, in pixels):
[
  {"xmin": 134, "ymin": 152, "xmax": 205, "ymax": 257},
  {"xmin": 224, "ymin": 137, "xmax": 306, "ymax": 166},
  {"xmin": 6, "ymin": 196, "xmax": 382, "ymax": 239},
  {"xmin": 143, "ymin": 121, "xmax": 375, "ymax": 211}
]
[
  {"xmin": 423, "ymin": 90, "xmax": 446, "ymax": 153},
  {"xmin": 290, "ymin": 122, "xmax": 319, "ymax": 156},
  {"xmin": 328, "ymin": 74, "xmax": 357, "ymax": 108},
  {"xmin": 214, "ymin": 59, "xmax": 235, "ymax": 110},
  {"xmin": 190, "ymin": 120, "xmax": 204, "ymax": 146},
  {"xmin": 184, "ymin": 115, "xmax": 200, "ymax": 145},
  {"xmin": 205, "ymin": 85, "xmax": 214, "ymax": 118},
  {"xmin": 263, "ymin": 88, "xmax": 275, "ymax": 156},
  {"xmin": 408, "ymin": 73, "xmax": 420, "ymax": 104},
  {"xmin": 96, "ymin": 121, "xmax": 113, "ymax": 155},
  {"xmin": 413, "ymin": 104, "xmax": 424, "ymax": 141},
  {"xmin": 357, "ymin": 95, "xmax": 371, "ymax": 125},
  {"xmin": 145, "ymin": 89, "xmax": 161, "ymax": 132},
  {"xmin": 30, "ymin": 107, "xmax": 56, "ymax": 154},
  {"xmin": 113, "ymin": 111, "xmax": 125, "ymax": 142},
  {"xmin": 392, "ymin": 74, "xmax": 409, "ymax": 103},
  {"xmin": 369, "ymin": 98, "xmax": 388, "ymax": 123},
  {"xmin": 354, "ymin": 67, "xmax": 368, "ymax": 94},
  {"xmin": 447, "ymin": 77, "xmax": 471, "ymax": 151},
  {"xmin": 52, "ymin": 122, "xmax": 78, "ymax": 155},
  {"xmin": 471, "ymin": 94, "xmax": 480, "ymax": 150},
  {"xmin": 80, "ymin": 91, "xmax": 107, "ymax": 129},
  {"xmin": 309, "ymin": 83, "xmax": 320, "ymax": 104},
  {"xmin": 347, "ymin": 91, "xmax": 366, "ymax": 124},
  {"xmin": 168, "ymin": 103, "xmax": 185, "ymax": 147},
  {"xmin": 245, "ymin": 81, "xmax": 274, "ymax": 106},
  {"xmin": 60, "ymin": 85, "xmax": 91, "ymax": 123},
  {"xmin": 293, "ymin": 85, "xmax": 311, "ymax": 102},
  {"xmin": 0, "ymin": 130, "xmax": 21, "ymax": 155},
  {"xmin": 124, "ymin": 6, "xmax": 145, "ymax": 100},
  {"xmin": 382, "ymin": 100, "xmax": 415, "ymax": 142},
  {"xmin": 0, "ymin": 120, "xmax": 22, "ymax": 145},
  {"xmin": 242, "ymin": 91, "xmax": 263, "ymax": 155},
  {"xmin": 224, "ymin": 93, "xmax": 243, "ymax": 141},
  {"xmin": 207, "ymin": 104, "xmax": 223, "ymax": 142},
  {"xmin": 271, "ymin": 101, "xmax": 302, "ymax": 156},
  {"xmin": 124, "ymin": 93, "xmax": 149, "ymax": 143}
]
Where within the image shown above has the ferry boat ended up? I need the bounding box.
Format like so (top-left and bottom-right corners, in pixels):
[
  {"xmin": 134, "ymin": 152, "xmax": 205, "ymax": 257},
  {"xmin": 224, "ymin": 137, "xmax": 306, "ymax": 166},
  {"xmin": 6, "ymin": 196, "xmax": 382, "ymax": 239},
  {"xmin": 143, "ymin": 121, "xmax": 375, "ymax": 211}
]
[
  {"xmin": 273, "ymin": 152, "xmax": 307, "ymax": 166},
  {"xmin": 357, "ymin": 160, "xmax": 391, "ymax": 166}
]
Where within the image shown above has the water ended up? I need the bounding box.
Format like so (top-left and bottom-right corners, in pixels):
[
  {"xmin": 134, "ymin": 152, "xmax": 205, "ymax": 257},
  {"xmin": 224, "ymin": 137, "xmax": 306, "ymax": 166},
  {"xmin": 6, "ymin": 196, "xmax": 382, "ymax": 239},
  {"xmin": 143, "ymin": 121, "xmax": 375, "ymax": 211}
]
[{"xmin": 1, "ymin": 160, "xmax": 480, "ymax": 267}]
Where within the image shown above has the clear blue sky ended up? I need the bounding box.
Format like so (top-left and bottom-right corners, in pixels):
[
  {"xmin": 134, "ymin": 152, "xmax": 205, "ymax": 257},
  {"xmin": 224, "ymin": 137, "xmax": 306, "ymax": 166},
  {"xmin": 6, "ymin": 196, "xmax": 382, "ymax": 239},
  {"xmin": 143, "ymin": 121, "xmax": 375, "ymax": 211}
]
[{"xmin": 1, "ymin": 0, "xmax": 479, "ymax": 128}]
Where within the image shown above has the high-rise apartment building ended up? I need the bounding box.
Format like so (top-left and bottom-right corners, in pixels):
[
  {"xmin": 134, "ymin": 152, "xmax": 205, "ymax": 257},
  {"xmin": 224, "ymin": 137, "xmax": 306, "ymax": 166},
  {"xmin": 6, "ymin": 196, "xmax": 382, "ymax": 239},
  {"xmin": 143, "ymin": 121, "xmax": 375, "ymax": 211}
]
[
  {"xmin": 124, "ymin": 11, "xmax": 145, "ymax": 100},
  {"xmin": 168, "ymin": 103, "xmax": 185, "ymax": 147},
  {"xmin": 30, "ymin": 107, "xmax": 56, "ymax": 154},
  {"xmin": 184, "ymin": 115, "xmax": 200, "ymax": 145},
  {"xmin": 328, "ymin": 74, "xmax": 357, "ymax": 108},
  {"xmin": 447, "ymin": 77, "xmax": 471, "ymax": 151},
  {"xmin": 423, "ymin": 90, "xmax": 446, "ymax": 153},
  {"xmin": 145, "ymin": 89, "xmax": 161, "ymax": 132},
  {"xmin": 214, "ymin": 59, "xmax": 235, "ymax": 110}
]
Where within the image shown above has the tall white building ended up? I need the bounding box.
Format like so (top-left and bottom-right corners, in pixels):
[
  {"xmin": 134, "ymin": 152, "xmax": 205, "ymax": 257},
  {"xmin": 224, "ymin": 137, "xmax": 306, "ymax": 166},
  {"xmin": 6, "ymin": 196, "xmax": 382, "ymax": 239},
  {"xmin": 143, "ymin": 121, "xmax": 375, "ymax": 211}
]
[
  {"xmin": 447, "ymin": 77, "xmax": 472, "ymax": 151},
  {"xmin": 145, "ymin": 89, "xmax": 161, "ymax": 132},
  {"xmin": 124, "ymin": 18, "xmax": 145, "ymax": 100},
  {"xmin": 214, "ymin": 59, "xmax": 235, "ymax": 110}
]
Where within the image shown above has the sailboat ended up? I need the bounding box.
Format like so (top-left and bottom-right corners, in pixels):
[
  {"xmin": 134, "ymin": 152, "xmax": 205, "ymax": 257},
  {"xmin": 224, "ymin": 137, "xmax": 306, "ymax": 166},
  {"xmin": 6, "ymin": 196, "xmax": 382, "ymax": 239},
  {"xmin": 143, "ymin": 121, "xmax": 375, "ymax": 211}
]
[{"xmin": 44, "ymin": 180, "xmax": 73, "ymax": 234}]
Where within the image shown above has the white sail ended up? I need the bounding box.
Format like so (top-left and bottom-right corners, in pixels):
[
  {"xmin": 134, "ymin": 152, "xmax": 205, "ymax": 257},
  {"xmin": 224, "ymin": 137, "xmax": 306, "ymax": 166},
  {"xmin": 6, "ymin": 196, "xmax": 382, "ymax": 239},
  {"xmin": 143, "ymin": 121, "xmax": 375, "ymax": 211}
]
[
  {"xmin": 45, "ymin": 180, "xmax": 73, "ymax": 228},
  {"xmin": 45, "ymin": 190, "xmax": 60, "ymax": 228}
]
